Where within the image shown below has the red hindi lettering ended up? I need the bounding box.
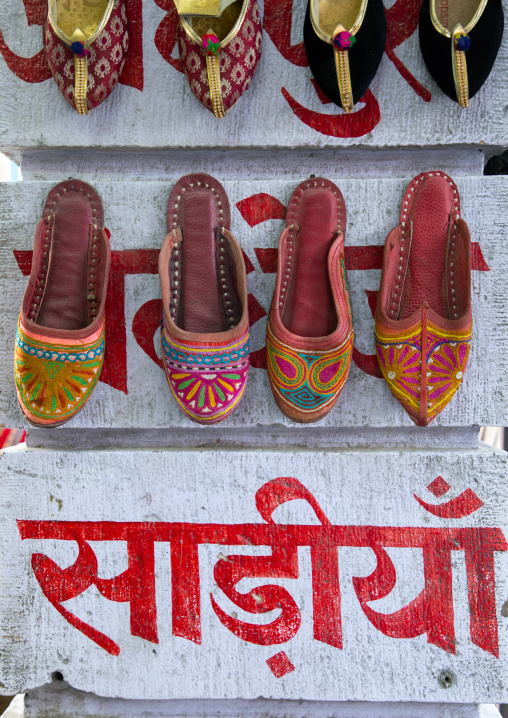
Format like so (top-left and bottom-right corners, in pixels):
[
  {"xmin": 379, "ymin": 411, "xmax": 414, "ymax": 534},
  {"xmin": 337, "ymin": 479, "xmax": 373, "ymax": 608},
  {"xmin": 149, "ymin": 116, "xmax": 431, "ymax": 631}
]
[
  {"xmin": 17, "ymin": 479, "xmax": 508, "ymax": 658},
  {"xmin": 30, "ymin": 528, "xmax": 158, "ymax": 655},
  {"xmin": 211, "ymin": 477, "xmax": 342, "ymax": 648}
]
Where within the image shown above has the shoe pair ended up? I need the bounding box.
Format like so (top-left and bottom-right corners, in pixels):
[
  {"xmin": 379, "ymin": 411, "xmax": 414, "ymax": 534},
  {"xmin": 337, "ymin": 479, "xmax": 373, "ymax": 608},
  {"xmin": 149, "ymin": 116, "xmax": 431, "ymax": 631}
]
[
  {"xmin": 44, "ymin": 0, "xmax": 261, "ymax": 117},
  {"xmin": 306, "ymin": 0, "xmax": 503, "ymax": 111},
  {"xmin": 14, "ymin": 172, "xmax": 471, "ymax": 429},
  {"xmin": 267, "ymin": 171, "xmax": 472, "ymax": 426},
  {"xmin": 14, "ymin": 175, "xmax": 250, "ymax": 428}
]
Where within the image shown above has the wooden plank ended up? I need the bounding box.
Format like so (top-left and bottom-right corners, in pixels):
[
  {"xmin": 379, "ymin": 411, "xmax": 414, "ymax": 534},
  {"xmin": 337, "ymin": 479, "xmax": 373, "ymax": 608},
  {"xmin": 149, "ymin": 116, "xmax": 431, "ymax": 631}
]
[
  {"xmin": 0, "ymin": 0, "xmax": 507, "ymax": 152},
  {"xmin": 1, "ymin": 444, "xmax": 507, "ymax": 702},
  {"xmin": 0, "ymin": 176, "xmax": 506, "ymax": 429}
]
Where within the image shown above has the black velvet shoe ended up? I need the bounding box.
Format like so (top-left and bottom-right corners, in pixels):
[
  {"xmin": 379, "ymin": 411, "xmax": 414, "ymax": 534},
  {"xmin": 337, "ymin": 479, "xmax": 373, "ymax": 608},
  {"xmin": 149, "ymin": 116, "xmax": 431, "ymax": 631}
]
[
  {"xmin": 419, "ymin": 0, "xmax": 504, "ymax": 108},
  {"xmin": 303, "ymin": 0, "xmax": 386, "ymax": 113}
]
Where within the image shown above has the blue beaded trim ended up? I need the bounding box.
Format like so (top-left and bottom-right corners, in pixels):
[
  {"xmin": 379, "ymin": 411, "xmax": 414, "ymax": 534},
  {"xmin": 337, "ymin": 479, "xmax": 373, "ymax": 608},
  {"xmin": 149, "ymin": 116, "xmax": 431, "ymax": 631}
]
[
  {"xmin": 162, "ymin": 333, "xmax": 249, "ymax": 366},
  {"xmin": 16, "ymin": 331, "xmax": 104, "ymax": 363}
]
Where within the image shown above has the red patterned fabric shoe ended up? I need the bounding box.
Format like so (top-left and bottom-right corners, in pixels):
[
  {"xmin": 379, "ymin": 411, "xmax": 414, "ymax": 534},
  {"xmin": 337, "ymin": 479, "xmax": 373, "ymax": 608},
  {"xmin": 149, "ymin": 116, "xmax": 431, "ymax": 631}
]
[
  {"xmin": 178, "ymin": 0, "xmax": 262, "ymax": 118},
  {"xmin": 159, "ymin": 173, "xmax": 250, "ymax": 424},
  {"xmin": 266, "ymin": 178, "xmax": 354, "ymax": 424},
  {"xmin": 15, "ymin": 180, "xmax": 111, "ymax": 427},
  {"xmin": 44, "ymin": 0, "xmax": 128, "ymax": 115},
  {"xmin": 375, "ymin": 171, "xmax": 472, "ymax": 427}
]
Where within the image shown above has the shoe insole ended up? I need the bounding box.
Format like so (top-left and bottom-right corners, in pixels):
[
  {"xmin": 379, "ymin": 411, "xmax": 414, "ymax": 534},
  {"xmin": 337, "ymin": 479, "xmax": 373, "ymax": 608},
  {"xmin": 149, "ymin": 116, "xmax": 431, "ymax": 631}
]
[
  {"xmin": 432, "ymin": 0, "xmax": 481, "ymax": 30},
  {"xmin": 191, "ymin": 0, "xmax": 242, "ymax": 40},
  {"xmin": 37, "ymin": 194, "xmax": 92, "ymax": 331},
  {"xmin": 176, "ymin": 0, "xmax": 237, "ymax": 16},
  {"xmin": 51, "ymin": 0, "xmax": 109, "ymax": 41},
  {"xmin": 282, "ymin": 189, "xmax": 338, "ymax": 338},
  {"xmin": 315, "ymin": 0, "xmax": 363, "ymax": 34},
  {"xmin": 398, "ymin": 181, "xmax": 451, "ymax": 321},
  {"xmin": 179, "ymin": 190, "xmax": 228, "ymax": 334}
]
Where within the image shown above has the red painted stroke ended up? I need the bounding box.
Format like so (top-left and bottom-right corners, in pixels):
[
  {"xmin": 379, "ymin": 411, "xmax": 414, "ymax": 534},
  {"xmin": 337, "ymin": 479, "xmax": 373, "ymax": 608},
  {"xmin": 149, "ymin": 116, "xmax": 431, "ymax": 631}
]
[
  {"xmin": 384, "ymin": 0, "xmax": 431, "ymax": 102},
  {"xmin": 120, "ymin": 0, "xmax": 144, "ymax": 90},
  {"xmin": 21, "ymin": 0, "xmax": 46, "ymax": 26},
  {"xmin": 266, "ymin": 651, "xmax": 295, "ymax": 678},
  {"xmin": 154, "ymin": 0, "xmax": 183, "ymax": 73},
  {"xmin": 242, "ymin": 249, "xmax": 255, "ymax": 275},
  {"xmin": 281, "ymin": 87, "xmax": 381, "ymax": 139},
  {"xmin": 365, "ymin": 289, "xmax": 378, "ymax": 319},
  {"xmin": 236, "ymin": 194, "xmax": 287, "ymax": 227},
  {"xmin": 254, "ymin": 247, "xmax": 278, "ymax": 274},
  {"xmin": 263, "ymin": 0, "xmax": 308, "ymax": 67},
  {"xmin": 353, "ymin": 539, "xmax": 456, "ymax": 654},
  {"xmin": 414, "ymin": 488, "xmax": 484, "ymax": 519},
  {"xmin": 386, "ymin": 0, "xmax": 423, "ymax": 48},
  {"xmin": 471, "ymin": 242, "xmax": 490, "ymax": 271},
  {"xmin": 247, "ymin": 293, "xmax": 267, "ymax": 326},
  {"xmin": 0, "ymin": 32, "xmax": 51, "ymax": 83},
  {"xmin": 385, "ymin": 47, "xmax": 431, "ymax": 103},
  {"xmin": 132, "ymin": 299, "xmax": 163, "ymax": 370},
  {"xmin": 250, "ymin": 346, "xmax": 267, "ymax": 369},
  {"xmin": 352, "ymin": 346, "xmax": 382, "ymax": 379}
]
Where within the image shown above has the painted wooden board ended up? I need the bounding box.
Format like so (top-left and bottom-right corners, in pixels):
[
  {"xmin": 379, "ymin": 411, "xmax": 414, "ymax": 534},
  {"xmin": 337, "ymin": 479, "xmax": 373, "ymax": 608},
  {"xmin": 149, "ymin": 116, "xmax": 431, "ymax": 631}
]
[
  {"xmin": 0, "ymin": 175, "xmax": 507, "ymax": 429},
  {"xmin": 1, "ymin": 444, "xmax": 508, "ymax": 703},
  {"xmin": 0, "ymin": 0, "xmax": 508, "ymax": 152}
]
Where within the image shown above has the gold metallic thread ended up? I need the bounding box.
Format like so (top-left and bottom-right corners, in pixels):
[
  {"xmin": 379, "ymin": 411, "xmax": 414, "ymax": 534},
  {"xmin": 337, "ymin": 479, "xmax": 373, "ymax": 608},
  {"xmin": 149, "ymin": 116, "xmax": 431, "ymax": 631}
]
[
  {"xmin": 334, "ymin": 47, "xmax": 353, "ymax": 113},
  {"xmin": 74, "ymin": 55, "xmax": 88, "ymax": 115},
  {"xmin": 206, "ymin": 53, "xmax": 225, "ymax": 119},
  {"xmin": 453, "ymin": 48, "xmax": 469, "ymax": 108},
  {"xmin": 452, "ymin": 25, "xmax": 469, "ymax": 108}
]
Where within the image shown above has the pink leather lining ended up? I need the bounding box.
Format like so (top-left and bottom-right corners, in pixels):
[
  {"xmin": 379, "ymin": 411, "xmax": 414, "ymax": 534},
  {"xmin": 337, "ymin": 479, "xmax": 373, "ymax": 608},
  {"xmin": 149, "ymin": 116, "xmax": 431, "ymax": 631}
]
[
  {"xmin": 377, "ymin": 171, "xmax": 472, "ymax": 331},
  {"xmin": 269, "ymin": 178, "xmax": 351, "ymax": 349},
  {"xmin": 166, "ymin": 173, "xmax": 234, "ymax": 334},
  {"xmin": 21, "ymin": 180, "xmax": 111, "ymax": 340}
]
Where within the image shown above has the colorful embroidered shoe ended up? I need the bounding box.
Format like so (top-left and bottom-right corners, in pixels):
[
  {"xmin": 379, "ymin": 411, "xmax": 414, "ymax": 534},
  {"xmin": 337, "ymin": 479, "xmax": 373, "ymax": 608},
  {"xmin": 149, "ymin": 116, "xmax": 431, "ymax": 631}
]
[
  {"xmin": 159, "ymin": 173, "xmax": 249, "ymax": 424},
  {"xmin": 375, "ymin": 172, "xmax": 472, "ymax": 427},
  {"xmin": 15, "ymin": 180, "xmax": 111, "ymax": 427},
  {"xmin": 177, "ymin": 0, "xmax": 262, "ymax": 118},
  {"xmin": 419, "ymin": 0, "xmax": 504, "ymax": 108},
  {"xmin": 304, "ymin": 0, "xmax": 386, "ymax": 112},
  {"xmin": 44, "ymin": 0, "xmax": 129, "ymax": 115},
  {"xmin": 266, "ymin": 178, "xmax": 354, "ymax": 423}
]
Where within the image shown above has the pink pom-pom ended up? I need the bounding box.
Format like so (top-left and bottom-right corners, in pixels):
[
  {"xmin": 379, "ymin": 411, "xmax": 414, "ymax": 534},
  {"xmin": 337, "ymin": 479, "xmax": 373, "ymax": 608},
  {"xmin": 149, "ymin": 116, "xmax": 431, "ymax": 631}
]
[{"xmin": 333, "ymin": 31, "xmax": 356, "ymax": 50}]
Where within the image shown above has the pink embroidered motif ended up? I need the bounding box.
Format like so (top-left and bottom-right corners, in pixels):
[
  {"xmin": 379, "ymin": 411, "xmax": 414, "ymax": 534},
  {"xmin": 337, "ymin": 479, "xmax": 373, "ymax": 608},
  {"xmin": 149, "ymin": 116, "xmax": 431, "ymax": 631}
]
[
  {"xmin": 162, "ymin": 325, "xmax": 250, "ymax": 424},
  {"xmin": 178, "ymin": 0, "xmax": 262, "ymax": 115}
]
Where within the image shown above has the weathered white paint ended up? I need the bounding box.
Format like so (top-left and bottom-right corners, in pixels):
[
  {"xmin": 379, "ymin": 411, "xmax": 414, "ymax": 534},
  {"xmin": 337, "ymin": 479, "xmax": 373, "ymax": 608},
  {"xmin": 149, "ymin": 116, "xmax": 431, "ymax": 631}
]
[
  {"xmin": 24, "ymin": 426, "xmax": 482, "ymax": 451},
  {"xmin": 0, "ymin": 0, "xmax": 507, "ymax": 152},
  {"xmin": 18, "ymin": 148, "xmax": 486, "ymax": 183},
  {"xmin": 1, "ymin": 444, "xmax": 507, "ymax": 703},
  {"xmin": 17, "ymin": 682, "xmax": 503, "ymax": 718},
  {"xmin": 0, "ymin": 176, "xmax": 506, "ymax": 430}
]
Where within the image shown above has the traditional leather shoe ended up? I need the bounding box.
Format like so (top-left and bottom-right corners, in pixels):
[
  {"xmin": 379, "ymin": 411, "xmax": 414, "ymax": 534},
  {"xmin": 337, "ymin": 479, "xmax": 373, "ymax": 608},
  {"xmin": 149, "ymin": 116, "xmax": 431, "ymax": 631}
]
[
  {"xmin": 303, "ymin": 0, "xmax": 386, "ymax": 112},
  {"xmin": 44, "ymin": 0, "xmax": 129, "ymax": 115},
  {"xmin": 419, "ymin": 0, "xmax": 504, "ymax": 108},
  {"xmin": 159, "ymin": 173, "xmax": 250, "ymax": 424},
  {"xmin": 177, "ymin": 0, "xmax": 262, "ymax": 118},
  {"xmin": 266, "ymin": 178, "xmax": 354, "ymax": 423},
  {"xmin": 15, "ymin": 180, "xmax": 110, "ymax": 427},
  {"xmin": 375, "ymin": 172, "xmax": 472, "ymax": 427}
]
